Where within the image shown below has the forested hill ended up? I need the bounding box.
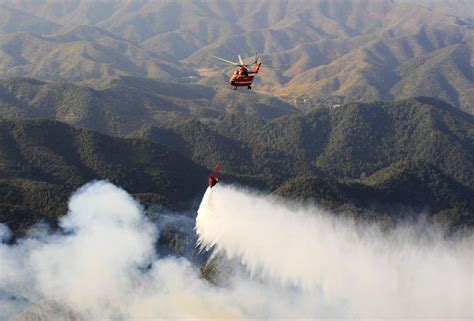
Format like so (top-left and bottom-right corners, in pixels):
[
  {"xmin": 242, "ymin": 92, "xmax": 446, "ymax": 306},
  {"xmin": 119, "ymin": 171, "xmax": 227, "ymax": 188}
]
[
  {"xmin": 0, "ymin": 119, "xmax": 208, "ymax": 234},
  {"xmin": 275, "ymin": 160, "xmax": 474, "ymax": 230},
  {"xmin": 0, "ymin": 77, "xmax": 296, "ymax": 135},
  {"xmin": 1, "ymin": 78, "xmax": 473, "ymax": 233},
  {"xmin": 136, "ymin": 97, "xmax": 474, "ymax": 189},
  {"xmin": 132, "ymin": 97, "xmax": 474, "ymax": 229}
]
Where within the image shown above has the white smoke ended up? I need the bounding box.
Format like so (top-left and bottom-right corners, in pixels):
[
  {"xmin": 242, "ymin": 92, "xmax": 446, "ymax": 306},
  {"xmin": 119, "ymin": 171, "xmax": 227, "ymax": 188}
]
[
  {"xmin": 1, "ymin": 181, "xmax": 159, "ymax": 320},
  {"xmin": 196, "ymin": 185, "xmax": 474, "ymax": 320},
  {"xmin": 0, "ymin": 181, "xmax": 472, "ymax": 320}
]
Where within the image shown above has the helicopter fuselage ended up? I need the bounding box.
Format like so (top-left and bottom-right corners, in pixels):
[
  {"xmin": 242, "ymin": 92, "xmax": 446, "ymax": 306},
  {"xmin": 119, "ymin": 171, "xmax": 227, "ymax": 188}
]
[
  {"xmin": 230, "ymin": 74, "xmax": 255, "ymax": 88},
  {"xmin": 229, "ymin": 63, "xmax": 261, "ymax": 89}
]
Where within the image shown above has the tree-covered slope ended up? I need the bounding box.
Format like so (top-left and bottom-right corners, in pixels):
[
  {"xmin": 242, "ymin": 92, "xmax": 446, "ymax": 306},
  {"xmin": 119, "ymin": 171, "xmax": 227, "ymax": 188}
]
[
  {"xmin": 0, "ymin": 76, "xmax": 473, "ymax": 232},
  {"xmin": 206, "ymin": 97, "xmax": 474, "ymax": 189},
  {"xmin": 0, "ymin": 77, "xmax": 296, "ymax": 135},
  {"xmin": 1, "ymin": 96, "xmax": 474, "ymax": 233},
  {"xmin": 3, "ymin": 76, "xmax": 471, "ymax": 193},
  {"xmin": 0, "ymin": 119, "xmax": 208, "ymax": 234},
  {"xmin": 130, "ymin": 120, "xmax": 254, "ymax": 176},
  {"xmin": 130, "ymin": 96, "xmax": 474, "ymax": 212},
  {"xmin": 275, "ymin": 160, "xmax": 474, "ymax": 229}
]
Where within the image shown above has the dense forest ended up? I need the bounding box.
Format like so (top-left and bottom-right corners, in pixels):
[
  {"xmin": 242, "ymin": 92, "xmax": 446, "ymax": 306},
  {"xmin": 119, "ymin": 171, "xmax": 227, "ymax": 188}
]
[{"xmin": 1, "ymin": 90, "xmax": 473, "ymax": 234}]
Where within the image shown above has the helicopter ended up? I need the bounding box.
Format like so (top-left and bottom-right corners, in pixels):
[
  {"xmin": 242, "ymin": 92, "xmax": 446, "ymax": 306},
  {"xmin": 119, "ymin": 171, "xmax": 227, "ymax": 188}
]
[
  {"xmin": 213, "ymin": 53, "xmax": 262, "ymax": 90},
  {"xmin": 208, "ymin": 161, "xmax": 221, "ymax": 188}
]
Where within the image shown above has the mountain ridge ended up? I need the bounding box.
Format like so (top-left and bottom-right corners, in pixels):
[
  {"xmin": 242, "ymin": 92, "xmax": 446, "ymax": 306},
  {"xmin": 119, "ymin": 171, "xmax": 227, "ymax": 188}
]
[
  {"xmin": 0, "ymin": 0, "xmax": 472, "ymax": 112},
  {"xmin": 0, "ymin": 76, "xmax": 297, "ymax": 135},
  {"xmin": 0, "ymin": 118, "xmax": 208, "ymax": 233}
]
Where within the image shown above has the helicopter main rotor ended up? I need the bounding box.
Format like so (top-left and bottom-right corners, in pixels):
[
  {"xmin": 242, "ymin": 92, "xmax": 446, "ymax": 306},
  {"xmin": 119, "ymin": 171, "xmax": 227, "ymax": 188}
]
[{"xmin": 212, "ymin": 53, "xmax": 260, "ymax": 68}]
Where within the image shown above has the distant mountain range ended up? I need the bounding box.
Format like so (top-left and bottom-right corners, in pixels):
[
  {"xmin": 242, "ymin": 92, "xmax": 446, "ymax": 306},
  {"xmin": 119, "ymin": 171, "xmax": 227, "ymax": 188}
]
[
  {"xmin": 0, "ymin": 24, "xmax": 189, "ymax": 82},
  {"xmin": 0, "ymin": 0, "xmax": 472, "ymax": 113}
]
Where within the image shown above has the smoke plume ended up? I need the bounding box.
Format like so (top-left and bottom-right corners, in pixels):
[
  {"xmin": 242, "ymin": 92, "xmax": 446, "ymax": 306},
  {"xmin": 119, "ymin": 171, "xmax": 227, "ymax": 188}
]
[
  {"xmin": 0, "ymin": 181, "xmax": 472, "ymax": 320},
  {"xmin": 197, "ymin": 185, "xmax": 473, "ymax": 319}
]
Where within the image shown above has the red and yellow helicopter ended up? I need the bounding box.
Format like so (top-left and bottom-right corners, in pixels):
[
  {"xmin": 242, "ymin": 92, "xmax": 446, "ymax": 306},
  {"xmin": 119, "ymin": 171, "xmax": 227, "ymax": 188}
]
[{"xmin": 213, "ymin": 54, "xmax": 262, "ymax": 90}]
